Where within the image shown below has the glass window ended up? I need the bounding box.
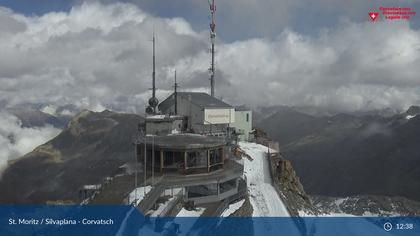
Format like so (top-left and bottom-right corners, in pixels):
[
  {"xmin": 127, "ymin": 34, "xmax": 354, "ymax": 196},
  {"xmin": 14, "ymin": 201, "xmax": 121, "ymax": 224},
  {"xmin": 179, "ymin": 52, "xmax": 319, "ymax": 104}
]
[
  {"xmin": 219, "ymin": 179, "xmax": 237, "ymax": 193},
  {"xmin": 246, "ymin": 113, "xmax": 249, "ymax": 122}
]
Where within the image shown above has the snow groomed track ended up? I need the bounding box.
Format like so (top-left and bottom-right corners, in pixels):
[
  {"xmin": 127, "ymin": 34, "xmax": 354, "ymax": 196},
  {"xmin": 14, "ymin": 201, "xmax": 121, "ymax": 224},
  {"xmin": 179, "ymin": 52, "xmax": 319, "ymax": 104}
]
[
  {"xmin": 239, "ymin": 142, "xmax": 290, "ymax": 217},
  {"xmin": 239, "ymin": 142, "xmax": 301, "ymax": 235}
]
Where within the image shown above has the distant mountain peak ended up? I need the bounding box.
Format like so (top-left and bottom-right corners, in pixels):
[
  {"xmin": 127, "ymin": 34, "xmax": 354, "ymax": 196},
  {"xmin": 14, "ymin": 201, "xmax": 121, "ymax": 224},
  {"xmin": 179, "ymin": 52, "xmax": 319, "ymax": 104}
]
[
  {"xmin": 67, "ymin": 110, "xmax": 93, "ymax": 136},
  {"xmin": 406, "ymin": 106, "xmax": 420, "ymax": 116},
  {"xmin": 0, "ymin": 110, "xmax": 143, "ymax": 203}
]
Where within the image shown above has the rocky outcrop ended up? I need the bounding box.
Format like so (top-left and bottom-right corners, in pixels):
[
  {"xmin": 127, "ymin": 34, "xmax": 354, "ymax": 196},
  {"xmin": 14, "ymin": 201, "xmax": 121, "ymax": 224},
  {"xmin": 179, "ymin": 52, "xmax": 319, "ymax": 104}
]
[
  {"xmin": 231, "ymin": 196, "xmax": 253, "ymax": 217},
  {"xmin": 313, "ymin": 195, "xmax": 420, "ymax": 216},
  {"xmin": 406, "ymin": 106, "xmax": 420, "ymax": 116},
  {"xmin": 270, "ymin": 153, "xmax": 319, "ymax": 216}
]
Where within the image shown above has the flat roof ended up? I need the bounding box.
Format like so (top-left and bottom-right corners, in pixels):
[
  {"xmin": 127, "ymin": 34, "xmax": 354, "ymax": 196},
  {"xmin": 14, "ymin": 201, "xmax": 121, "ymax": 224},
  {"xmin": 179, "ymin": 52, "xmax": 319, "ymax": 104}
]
[
  {"xmin": 145, "ymin": 115, "xmax": 185, "ymax": 122},
  {"xmin": 235, "ymin": 105, "xmax": 251, "ymax": 111},
  {"xmin": 139, "ymin": 133, "xmax": 226, "ymax": 150}
]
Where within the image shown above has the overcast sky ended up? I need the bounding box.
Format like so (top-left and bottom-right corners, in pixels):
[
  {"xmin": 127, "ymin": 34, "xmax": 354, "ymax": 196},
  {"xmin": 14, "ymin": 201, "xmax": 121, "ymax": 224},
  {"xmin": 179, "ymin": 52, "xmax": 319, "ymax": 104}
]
[
  {"xmin": 0, "ymin": 0, "xmax": 420, "ymax": 114},
  {"xmin": 1, "ymin": 1, "xmax": 420, "ymax": 173}
]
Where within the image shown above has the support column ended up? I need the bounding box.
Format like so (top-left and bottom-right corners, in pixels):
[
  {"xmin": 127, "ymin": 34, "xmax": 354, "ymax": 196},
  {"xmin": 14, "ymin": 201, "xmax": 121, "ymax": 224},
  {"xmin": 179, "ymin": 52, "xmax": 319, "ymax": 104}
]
[
  {"xmin": 160, "ymin": 151, "xmax": 164, "ymax": 174},
  {"xmin": 207, "ymin": 150, "xmax": 210, "ymax": 173},
  {"xmin": 184, "ymin": 152, "xmax": 187, "ymax": 170},
  {"xmin": 221, "ymin": 147, "xmax": 224, "ymax": 166}
]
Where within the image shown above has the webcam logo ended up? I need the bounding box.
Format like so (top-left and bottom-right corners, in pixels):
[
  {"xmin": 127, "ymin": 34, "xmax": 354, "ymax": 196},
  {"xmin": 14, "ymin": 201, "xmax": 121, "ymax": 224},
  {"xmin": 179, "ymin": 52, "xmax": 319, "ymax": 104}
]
[{"xmin": 368, "ymin": 11, "xmax": 379, "ymax": 21}]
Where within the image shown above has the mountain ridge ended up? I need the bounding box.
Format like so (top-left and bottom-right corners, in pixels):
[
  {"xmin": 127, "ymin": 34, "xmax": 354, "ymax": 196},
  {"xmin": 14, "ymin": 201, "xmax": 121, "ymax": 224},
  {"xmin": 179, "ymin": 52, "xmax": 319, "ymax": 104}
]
[
  {"xmin": 0, "ymin": 110, "xmax": 143, "ymax": 203},
  {"xmin": 256, "ymin": 105, "xmax": 420, "ymax": 202}
]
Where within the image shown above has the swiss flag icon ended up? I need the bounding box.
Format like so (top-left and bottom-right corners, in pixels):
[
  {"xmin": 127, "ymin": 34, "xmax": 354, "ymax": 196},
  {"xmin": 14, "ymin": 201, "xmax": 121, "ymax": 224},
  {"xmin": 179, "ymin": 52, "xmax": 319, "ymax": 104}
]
[{"xmin": 368, "ymin": 12, "xmax": 379, "ymax": 21}]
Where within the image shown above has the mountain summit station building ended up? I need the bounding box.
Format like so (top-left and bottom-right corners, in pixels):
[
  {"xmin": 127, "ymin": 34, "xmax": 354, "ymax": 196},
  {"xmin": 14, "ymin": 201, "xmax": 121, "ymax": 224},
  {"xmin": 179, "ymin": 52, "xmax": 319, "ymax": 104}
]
[{"xmin": 136, "ymin": 92, "xmax": 250, "ymax": 208}]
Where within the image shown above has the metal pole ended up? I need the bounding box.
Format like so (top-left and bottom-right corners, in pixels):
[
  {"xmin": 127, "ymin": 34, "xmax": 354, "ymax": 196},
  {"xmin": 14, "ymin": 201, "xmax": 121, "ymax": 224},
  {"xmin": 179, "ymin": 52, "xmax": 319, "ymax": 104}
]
[
  {"xmin": 210, "ymin": 40, "xmax": 215, "ymax": 97},
  {"xmin": 144, "ymin": 135, "xmax": 147, "ymax": 196},
  {"xmin": 135, "ymin": 140, "xmax": 138, "ymax": 204},
  {"xmin": 152, "ymin": 32, "xmax": 156, "ymax": 114},
  {"xmin": 174, "ymin": 70, "xmax": 178, "ymax": 115},
  {"xmin": 152, "ymin": 135, "xmax": 155, "ymax": 185}
]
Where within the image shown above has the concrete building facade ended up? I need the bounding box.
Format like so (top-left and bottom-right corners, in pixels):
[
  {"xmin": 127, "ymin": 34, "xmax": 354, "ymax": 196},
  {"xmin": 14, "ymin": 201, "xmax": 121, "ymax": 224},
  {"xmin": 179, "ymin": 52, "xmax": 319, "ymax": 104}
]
[
  {"xmin": 232, "ymin": 108, "xmax": 253, "ymax": 141},
  {"xmin": 158, "ymin": 92, "xmax": 235, "ymax": 136}
]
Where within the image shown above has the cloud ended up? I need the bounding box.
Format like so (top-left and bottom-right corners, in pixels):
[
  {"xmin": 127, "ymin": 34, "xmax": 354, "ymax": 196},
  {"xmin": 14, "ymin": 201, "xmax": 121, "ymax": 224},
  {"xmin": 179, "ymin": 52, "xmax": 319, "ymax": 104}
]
[
  {"xmin": 0, "ymin": 112, "xmax": 61, "ymax": 177},
  {"xmin": 0, "ymin": 1, "xmax": 419, "ymax": 115},
  {"xmin": 209, "ymin": 21, "xmax": 420, "ymax": 111},
  {"xmin": 0, "ymin": 2, "xmax": 207, "ymax": 113},
  {"xmin": 359, "ymin": 122, "xmax": 392, "ymax": 138},
  {"xmin": 168, "ymin": 20, "xmax": 420, "ymax": 112},
  {"xmin": 92, "ymin": 0, "xmax": 420, "ymax": 41}
]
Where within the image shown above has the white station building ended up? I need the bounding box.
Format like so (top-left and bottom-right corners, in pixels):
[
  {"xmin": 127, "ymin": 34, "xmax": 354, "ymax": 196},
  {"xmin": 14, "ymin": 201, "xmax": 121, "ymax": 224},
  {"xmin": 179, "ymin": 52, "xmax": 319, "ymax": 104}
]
[{"xmin": 158, "ymin": 92, "xmax": 235, "ymax": 136}]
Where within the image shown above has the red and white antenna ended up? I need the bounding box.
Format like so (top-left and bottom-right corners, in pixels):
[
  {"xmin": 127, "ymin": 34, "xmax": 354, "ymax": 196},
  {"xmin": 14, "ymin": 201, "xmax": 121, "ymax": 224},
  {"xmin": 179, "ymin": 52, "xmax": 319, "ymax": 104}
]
[{"xmin": 208, "ymin": 0, "xmax": 216, "ymax": 97}]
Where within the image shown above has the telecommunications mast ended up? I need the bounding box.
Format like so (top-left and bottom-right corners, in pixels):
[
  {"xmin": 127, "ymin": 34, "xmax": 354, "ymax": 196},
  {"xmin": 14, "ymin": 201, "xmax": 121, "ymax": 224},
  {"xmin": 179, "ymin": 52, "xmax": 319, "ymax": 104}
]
[
  {"xmin": 146, "ymin": 31, "xmax": 159, "ymax": 114},
  {"xmin": 208, "ymin": 0, "xmax": 216, "ymax": 97}
]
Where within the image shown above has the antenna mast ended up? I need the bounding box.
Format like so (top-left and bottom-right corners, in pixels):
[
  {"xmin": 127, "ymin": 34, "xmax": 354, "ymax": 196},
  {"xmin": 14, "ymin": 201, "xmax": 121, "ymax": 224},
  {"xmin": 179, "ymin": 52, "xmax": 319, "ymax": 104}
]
[
  {"xmin": 152, "ymin": 32, "xmax": 156, "ymax": 104},
  {"xmin": 147, "ymin": 31, "xmax": 159, "ymax": 114},
  {"xmin": 208, "ymin": 0, "xmax": 216, "ymax": 97},
  {"xmin": 173, "ymin": 70, "xmax": 178, "ymax": 115}
]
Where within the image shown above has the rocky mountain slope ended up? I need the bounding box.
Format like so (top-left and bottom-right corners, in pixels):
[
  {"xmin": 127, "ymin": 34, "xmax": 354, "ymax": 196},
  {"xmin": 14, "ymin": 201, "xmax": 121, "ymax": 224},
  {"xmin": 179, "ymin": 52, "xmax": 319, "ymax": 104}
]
[
  {"xmin": 256, "ymin": 106, "xmax": 420, "ymax": 202},
  {"xmin": 271, "ymin": 155, "xmax": 319, "ymax": 216},
  {"xmin": 6, "ymin": 106, "xmax": 71, "ymax": 128},
  {"xmin": 0, "ymin": 110, "xmax": 143, "ymax": 203},
  {"xmin": 313, "ymin": 195, "xmax": 420, "ymax": 216}
]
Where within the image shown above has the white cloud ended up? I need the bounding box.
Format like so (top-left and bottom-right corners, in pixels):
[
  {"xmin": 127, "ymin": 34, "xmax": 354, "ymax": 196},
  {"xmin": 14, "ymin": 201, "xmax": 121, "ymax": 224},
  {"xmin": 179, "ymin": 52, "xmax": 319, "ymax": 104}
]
[
  {"xmin": 178, "ymin": 21, "xmax": 420, "ymax": 112},
  {"xmin": 0, "ymin": 2, "xmax": 206, "ymax": 114},
  {"xmin": 0, "ymin": 2, "xmax": 419, "ymax": 115},
  {"xmin": 0, "ymin": 112, "xmax": 61, "ymax": 177}
]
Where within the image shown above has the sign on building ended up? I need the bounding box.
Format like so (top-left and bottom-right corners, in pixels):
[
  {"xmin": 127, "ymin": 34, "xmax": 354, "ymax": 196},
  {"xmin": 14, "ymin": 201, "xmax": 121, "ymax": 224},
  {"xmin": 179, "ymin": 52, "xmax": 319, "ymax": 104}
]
[{"xmin": 204, "ymin": 108, "xmax": 235, "ymax": 124}]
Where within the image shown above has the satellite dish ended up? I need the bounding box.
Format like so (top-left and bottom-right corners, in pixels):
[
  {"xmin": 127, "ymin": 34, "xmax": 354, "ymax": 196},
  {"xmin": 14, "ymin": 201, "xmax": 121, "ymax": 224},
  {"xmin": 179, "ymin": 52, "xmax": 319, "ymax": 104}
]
[
  {"xmin": 145, "ymin": 106, "xmax": 154, "ymax": 114},
  {"xmin": 148, "ymin": 97, "xmax": 159, "ymax": 108}
]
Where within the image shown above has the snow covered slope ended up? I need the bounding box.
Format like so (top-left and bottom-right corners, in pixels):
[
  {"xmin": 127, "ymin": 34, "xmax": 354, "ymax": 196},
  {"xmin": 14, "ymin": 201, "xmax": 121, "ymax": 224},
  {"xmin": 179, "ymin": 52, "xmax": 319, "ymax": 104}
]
[
  {"xmin": 239, "ymin": 142, "xmax": 301, "ymax": 235},
  {"xmin": 239, "ymin": 142, "xmax": 290, "ymax": 217}
]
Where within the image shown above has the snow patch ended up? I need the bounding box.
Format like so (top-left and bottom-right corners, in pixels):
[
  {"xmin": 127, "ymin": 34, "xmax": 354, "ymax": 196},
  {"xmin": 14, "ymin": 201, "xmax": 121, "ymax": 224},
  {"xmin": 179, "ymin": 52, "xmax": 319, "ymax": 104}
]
[
  {"xmin": 41, "ymin": 105, "xmax": 57, "ymax": 116},
  {"xmin": 128, "ymin": 186, "xmax": 152, "ymax": 205},
  {"xmin": 174, "ymin": 207, "xmax": 205, "ymax": 234},
  {"xmin": 148, "ymin": 196, "xmax": 175, "ymax": 217},
  {"xmin": 177, "ymin": 207, "xmax": 205, "ymax": 217},
  {"xmin": 221, "ymin": 199, "xmax": 245, "ymax": 217},
  {"xmin": 147, "ymin": 188, "xmax": 182, "ymax": 217}
]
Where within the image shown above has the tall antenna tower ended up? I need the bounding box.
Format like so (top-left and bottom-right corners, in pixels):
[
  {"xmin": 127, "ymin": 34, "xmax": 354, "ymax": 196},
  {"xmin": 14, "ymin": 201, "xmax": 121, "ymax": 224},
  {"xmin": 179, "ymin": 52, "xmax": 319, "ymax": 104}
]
[
  {"xmin": 208, "ymin": 0, "xmax": 216, "ymax": 97},
  {"xmin": 147, "ymin": 31, "xmax": 159, "ymax": 114},
  {"xmin": 173, "ymin": 70, "xmax": 179, "ymax": 115}
]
